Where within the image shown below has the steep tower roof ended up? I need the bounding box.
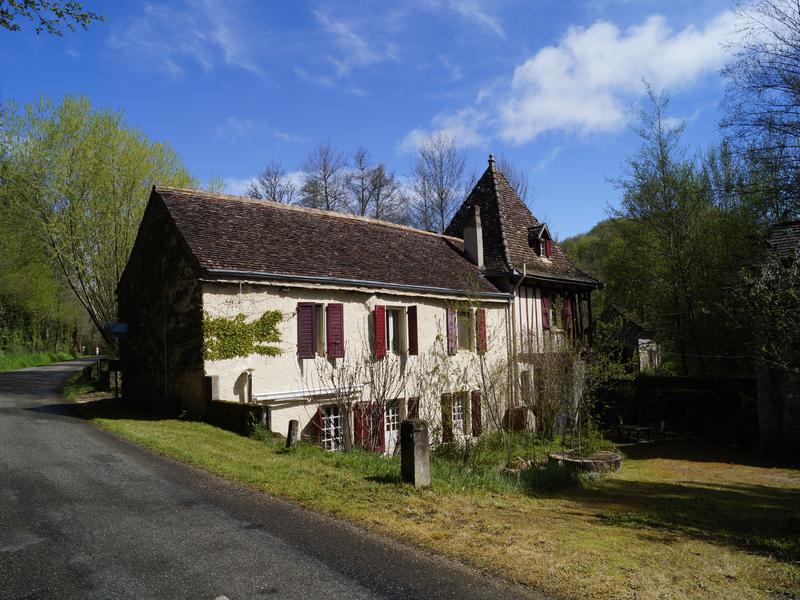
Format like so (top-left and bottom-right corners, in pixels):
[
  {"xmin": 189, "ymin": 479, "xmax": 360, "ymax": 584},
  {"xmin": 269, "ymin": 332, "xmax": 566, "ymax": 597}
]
[{"xmin": 445, "ymin": 156, "xmax": 599, "ymax": 287}]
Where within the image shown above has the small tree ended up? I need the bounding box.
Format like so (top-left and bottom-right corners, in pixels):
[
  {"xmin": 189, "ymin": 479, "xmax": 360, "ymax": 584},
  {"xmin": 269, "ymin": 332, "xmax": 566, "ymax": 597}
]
[
  {"xmin": 299, "ymin": 143, "xmax": 347, "ymax": 211},
  {"xmin": 411, "ymin": 132, "xmax": 466, "ymax": 232},
  {"xmin": 247, "ymin": 160, "xmax": 296, "ymax": 204}
]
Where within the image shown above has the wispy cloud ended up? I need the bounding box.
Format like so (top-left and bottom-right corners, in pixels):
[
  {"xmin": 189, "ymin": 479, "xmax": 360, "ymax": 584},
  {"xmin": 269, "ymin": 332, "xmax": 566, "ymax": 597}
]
[
  {"xmin": 107, "ymin": 0, "xmax": 264, "ymax": 78},
  {"xmin": 313, "ymin": 8, "xmax": 397, "ymax": 76},
  {"xmin": 402, "ymin": 9, "xmax": 739, "ymax": 148},
  {"xmin": 420, "ymin": 0, "xmax": 504, "ymax": 37},
  {"xmin": 215, "ymin": 116, "xmax": 308, "ymax": 144}
]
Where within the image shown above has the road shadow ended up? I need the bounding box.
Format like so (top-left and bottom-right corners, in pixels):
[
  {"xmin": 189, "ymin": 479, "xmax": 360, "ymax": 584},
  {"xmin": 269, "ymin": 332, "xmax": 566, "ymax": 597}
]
[{"xmin": 70, "ymin": 396, "xmax": 181, "ymax": 423}]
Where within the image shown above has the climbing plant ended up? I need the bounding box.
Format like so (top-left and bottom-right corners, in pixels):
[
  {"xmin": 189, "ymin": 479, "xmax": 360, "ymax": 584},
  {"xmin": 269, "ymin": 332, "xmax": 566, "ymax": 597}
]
[{"xmin": 203, "ymin": 311, "xmax": 282, "ymax": 361}]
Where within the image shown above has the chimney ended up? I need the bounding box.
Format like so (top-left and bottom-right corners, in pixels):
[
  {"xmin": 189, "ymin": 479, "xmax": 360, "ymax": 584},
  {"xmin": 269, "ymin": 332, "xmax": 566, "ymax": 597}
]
[{"xmin": 463, "ymin": 205, "xmax": 484, "ymax": 270}]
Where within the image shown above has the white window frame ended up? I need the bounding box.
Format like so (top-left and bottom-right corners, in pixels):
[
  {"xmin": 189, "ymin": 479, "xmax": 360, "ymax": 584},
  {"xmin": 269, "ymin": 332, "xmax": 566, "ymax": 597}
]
[
  {"xmin": 314, "ymin": 304, "xmax": 325, "ymax": 356},
  {"xmin": 385, "ymin": 401, "xmax": 400, "ymax": 433},
  {"xmin": 452, "ymin": 396, "xmax": 464, "ymax": 433},
  {"xmin": 385, "ymin": 306, "xmax": 407, "ymax": 355},
  {"xmin": 321, "ymin": 405, "xmax": 343, "ymax": 452},
  {"xmin": 456, "ymin": 309, "xmax": 474, "ymax": 352}
]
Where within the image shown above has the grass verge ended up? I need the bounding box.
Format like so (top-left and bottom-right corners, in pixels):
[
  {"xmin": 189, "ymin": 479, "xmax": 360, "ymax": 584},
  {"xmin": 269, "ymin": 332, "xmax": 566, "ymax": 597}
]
[
  {"xmin": 0, "ymin": 351, "xmax": 76, "ymax": 372},
  {"xmin": 75, "ymin": 395, "xmax": 800, "ymax": 600}
]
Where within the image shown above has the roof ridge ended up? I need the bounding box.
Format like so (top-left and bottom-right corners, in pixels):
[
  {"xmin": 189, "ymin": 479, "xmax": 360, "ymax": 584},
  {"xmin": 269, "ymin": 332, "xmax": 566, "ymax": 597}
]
[
  {"xmin": 155, "ymin": 185, "xmax": 464, "ymax": 243},
  {"xmin": 486, "ymin": 158, "xmax": 515, "ymax": 272}
]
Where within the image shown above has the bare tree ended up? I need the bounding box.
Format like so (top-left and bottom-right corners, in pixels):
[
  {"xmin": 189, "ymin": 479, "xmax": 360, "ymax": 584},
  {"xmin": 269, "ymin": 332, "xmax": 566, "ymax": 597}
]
[
  {"xmin": 722, "ymin": 0, "xmax": 800, "ymax": 218},
  {"xmin": 346, "ymin": 147, "xmax": 374, "ymax": 216},
  {"xmin": 496, "ymin": 153, "xmax": 532, "ymax": 204},
  {"xmin": 247, "ymin": 160, "xmax": 296, "ymax": 203},
  {"xmin": 411, "ymin": 133, "xmax": 466, "ymax": 232},
  {"xmin": 300, "ymin": 143, "xmax": 347, "ymax": 211},
  {"xmin": 370, "ymin": 164, "xmax": 408, "ymax": 224}
]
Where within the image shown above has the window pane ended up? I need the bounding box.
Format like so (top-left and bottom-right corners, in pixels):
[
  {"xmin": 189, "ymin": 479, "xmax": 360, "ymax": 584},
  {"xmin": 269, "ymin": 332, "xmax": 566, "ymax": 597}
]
[{"xmin": 457, "ymin": 311, "xmax": 471, "ymax": 350}]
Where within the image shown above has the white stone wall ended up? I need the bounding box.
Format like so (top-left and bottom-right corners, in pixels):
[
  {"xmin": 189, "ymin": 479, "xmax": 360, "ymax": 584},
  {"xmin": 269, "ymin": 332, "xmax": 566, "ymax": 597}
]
[{"xmin": 201, "ymin": 280, "xmax": 510, "ymax": 443}]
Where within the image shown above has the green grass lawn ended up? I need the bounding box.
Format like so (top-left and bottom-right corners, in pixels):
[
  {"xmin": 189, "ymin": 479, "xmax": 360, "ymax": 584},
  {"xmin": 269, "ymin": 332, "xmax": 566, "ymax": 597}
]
[
  {"xmin": 73, "ymin": 390, "xmax": 800, "ymax": 600},
  {"xmin": 0, "ymin": 351, "xmax": 76, "ymax": 372}
]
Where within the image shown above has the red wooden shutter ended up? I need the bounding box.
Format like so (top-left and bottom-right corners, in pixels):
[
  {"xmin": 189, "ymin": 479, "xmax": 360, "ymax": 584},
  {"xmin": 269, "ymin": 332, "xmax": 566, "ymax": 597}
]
[
  {"xmin": 374, "ymin": 305, "xmax": 386, "ymax": 358},
  {"xmin": 407, "ymin": 396, "xmax": 419, "ymax": 419},
  {"xmin": 297, "ymin": 303, "xmax": 315, "ymax": 358},
  {"xmin": 562, "ymin": 296, "xmax": 573, "ymax": 333},
  {"xmin": 326, "ymin": 303, "xmax": 344, "ymax": 358},
  {"xmin": 545, "ymin": 239, "xmax": 552, "ymax": 257},
  {"xmin": 541, "ymin": 296, "xmax": 551, "ymax": 330},
  {"xmin": 441, "ymin": 393, "xmax": 453, "ymax": 442},
  {"xmin": 353, "ymin": 402, "xmax": 368, "ymax": 449},
  {"xmin": 311, "ymin": 407, "xmax": 324, "ymax": 445},
  {"xmin": 475, "ymin": 308, "xmax": 487, "ymax": 354},
  {"xmin": 446, "ymin": 307, "xmax": 457, "ymax": 356},
  {"xmin": 373, "ymin": 402, "xmax": 385, "ymax": 454},
  {"xmin": 471, "ymin": 390, "xmax": 482, "ymax": 437},
  {"xmin": 407, "ymin": 306, "xmax": 418, "ymax": 356}
]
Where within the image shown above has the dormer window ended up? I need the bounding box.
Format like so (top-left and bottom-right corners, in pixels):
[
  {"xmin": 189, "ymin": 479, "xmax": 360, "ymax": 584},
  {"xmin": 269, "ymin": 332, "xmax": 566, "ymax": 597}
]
[{"xmin": 528, "ymin": 224, "xmax": 552, "ymax": 258}]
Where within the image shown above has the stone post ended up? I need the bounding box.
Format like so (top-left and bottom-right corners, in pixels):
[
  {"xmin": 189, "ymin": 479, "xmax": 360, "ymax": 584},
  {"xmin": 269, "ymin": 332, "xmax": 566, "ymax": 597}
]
[
  {"xmin": 286, "ymin": 419, "xmax": 299, "ymax": 448},
  {"xmin": 401, "ymin": 419, "xmax": 430, "ymax": 489}
]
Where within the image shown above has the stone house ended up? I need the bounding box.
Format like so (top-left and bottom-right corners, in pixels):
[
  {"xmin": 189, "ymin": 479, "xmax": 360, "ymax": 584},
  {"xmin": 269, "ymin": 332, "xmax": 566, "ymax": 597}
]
[{"xmin": 117, "ymin": 156, "xmax": 600, "ymax": 452}]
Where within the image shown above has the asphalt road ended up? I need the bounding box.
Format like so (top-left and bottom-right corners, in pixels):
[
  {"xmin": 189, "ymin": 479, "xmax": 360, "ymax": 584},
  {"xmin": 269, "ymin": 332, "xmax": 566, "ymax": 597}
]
[{"xmin": 0, "ymin": 360, "xmax": 548, "ymax": 600}]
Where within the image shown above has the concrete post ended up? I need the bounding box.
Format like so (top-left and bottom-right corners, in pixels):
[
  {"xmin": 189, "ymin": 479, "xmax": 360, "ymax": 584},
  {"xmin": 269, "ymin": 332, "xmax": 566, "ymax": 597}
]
[
  {"xmin": 401, "ymin": 419, "xmax": 430, "ymax": 489},
  {"xmin": 286, "ymin": 419, "xmax": 299, "ymax": 448}
]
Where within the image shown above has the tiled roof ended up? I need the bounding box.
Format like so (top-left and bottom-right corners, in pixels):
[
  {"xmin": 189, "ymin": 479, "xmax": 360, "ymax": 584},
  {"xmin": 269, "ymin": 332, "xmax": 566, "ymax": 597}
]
[
  {"xmin": 769, "ymin": 219, "xmax": 800, "ymax": 260},
  {"xmin": 445, "ymin": 158, "xmax": 600, "ymax": 287},
  {"xmin": 153, "ymin": 187, "xmax": 505, "ymax": 296}
]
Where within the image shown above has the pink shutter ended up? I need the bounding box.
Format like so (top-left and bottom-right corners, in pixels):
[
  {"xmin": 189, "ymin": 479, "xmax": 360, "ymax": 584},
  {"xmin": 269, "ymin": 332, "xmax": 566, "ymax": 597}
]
[
  {"xmin": 374, "ymin": 305, "xmax": 386, "ymax": 358},
  {"xmin": 446, "ymin": 307, "xmax": 457, "ymax": 355},
  {"xmin": 326, "ymin": 303, "xmax": 344, "ymax": 358},
  {"xmin": 475, "ymin": 308, "xmax": 487, "ymax": 354},
  {"xmin": 471, "ymin": 390, "xmax": 482, "ymax": 437},
  {"xmin": 545, "ymin": 239, "xmax": 552, "ymax": 257},
  {"xmin": 441, "ymin": 393, "xmax": 453, "ymax": 442},
  {"xmin": 297, "ymin": 303, "xmax": 315, "ymax": 358},
  {"xmin": 542, "ymin": 296, "xmax": 551, "ymax": 330},
  {"xmin": 407, "ymin": 306, "xmax": 418, "ymax": 356}
]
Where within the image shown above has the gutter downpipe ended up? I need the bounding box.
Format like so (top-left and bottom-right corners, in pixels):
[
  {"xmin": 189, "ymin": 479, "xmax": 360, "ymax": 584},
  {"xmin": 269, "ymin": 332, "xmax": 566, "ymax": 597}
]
[{"xmin": 509, "ymin": 262, "xmax": 527, "ymax": 408}]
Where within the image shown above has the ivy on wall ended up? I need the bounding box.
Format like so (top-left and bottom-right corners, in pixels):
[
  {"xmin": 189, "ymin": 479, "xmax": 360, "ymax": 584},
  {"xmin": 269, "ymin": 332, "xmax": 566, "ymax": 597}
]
[{"xmin": 203, "ymin": 311, "xmax": 283, "ymax": 361}]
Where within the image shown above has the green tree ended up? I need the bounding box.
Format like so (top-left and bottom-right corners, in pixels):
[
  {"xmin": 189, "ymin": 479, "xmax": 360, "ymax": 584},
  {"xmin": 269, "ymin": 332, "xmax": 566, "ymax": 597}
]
[
  {"xmin": 1, "ymin": 96, "xmax": 195, "ymax": 342},
  {"xmin": 0, "ymin": 0, "xmax": 104, "ymax": 35}
]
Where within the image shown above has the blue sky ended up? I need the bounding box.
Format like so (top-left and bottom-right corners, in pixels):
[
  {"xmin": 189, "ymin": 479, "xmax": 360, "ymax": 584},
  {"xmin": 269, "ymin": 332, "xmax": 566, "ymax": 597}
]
[{"xmin": 0, "ymin": 0, "xmax": 739, "ymax": 238}]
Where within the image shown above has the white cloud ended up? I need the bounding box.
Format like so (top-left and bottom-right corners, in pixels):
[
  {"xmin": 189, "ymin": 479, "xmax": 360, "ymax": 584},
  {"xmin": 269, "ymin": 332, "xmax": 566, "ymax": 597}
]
[
  {"xmin": 107, "ymin": 0, "xmax": 263, "ymax": 78},
  {"xmin": 500, "ymin": 11, "xmax": 738, "ymax": 143},
  {"xmin": 223, "ymin": 176, "xmax": 256, "ymax": 196},
  {"xmin": 399, "ymin": 107, "xmax": 487, "ymax": 152},
  {"xmin": 403, "ymin": 10, "xmax": 739, "ymax": 147}
]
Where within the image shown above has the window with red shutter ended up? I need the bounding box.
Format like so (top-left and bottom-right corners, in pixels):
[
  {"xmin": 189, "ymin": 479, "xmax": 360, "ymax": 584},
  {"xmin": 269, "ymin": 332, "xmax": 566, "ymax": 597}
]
[
  {"xmin": 446, "ymin": 307, "xmax": 457, "ymax": 355},
  {"xmin": 297, "ymin": 302, "xmax": 316, "ymax": 358},
  {"xmin": 562, "ymin": 295, "xmax": 573, "ymax": 335},
  {"xmin": 407, "ymin": 306, "xmax": 418, "ymax": 356},
  {"xmin": 374, "ymin": 305, "xmax": 386, "ymax": 358},
  {"xmin": 545, "ymin": 239, "xmax": 552, "ymax": 257},
  {"xmin": 475, "ymin": 308, "xmax": 487, "ymax": 354},
  {"xmin": 471, "ymin": 390, "xmax": 482, "ymax": 437},
  {"xmin": 326, "ymin": 303, "xmax": 344, "ymax": 358}
]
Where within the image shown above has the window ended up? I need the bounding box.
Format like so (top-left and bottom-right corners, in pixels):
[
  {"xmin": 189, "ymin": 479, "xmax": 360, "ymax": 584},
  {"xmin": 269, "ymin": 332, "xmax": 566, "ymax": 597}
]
[
  {"xmin": 386, "ymin": 308, "xmax": 403, "ymax": 354},
  {"xmin": 452, "ymin": 396, "xmax": 464, "ymax": 434},
  {"xmin": 314, "ymin": 304, "xmax": 325, "ymax": 356},
  {"xmin": 457, "ymin": 310, "xmax": 473, "ymax": 351},
  {"xmin": 321, "ymin": 405, "xmax": 343, "ymax": 452},
  {"xmin": 385, "ymin": 402, "xmax": 400, "ymax": 433}
]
